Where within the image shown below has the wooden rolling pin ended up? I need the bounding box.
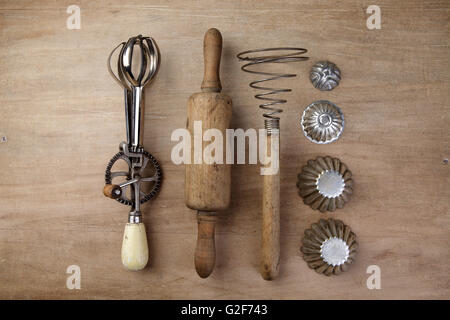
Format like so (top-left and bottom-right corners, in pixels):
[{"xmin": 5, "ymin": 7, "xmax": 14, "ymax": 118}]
[
  {"xmin": 261, "ymin": 129, "xmax": 280, "ymax": 280},
  {"xmin": 185, "ymin": 28, "xmax": 232, "ymax": 278}
]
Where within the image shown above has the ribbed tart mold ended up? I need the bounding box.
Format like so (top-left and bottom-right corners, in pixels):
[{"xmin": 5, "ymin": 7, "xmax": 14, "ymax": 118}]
[
  {"xmin": 301, "ymin": 218, "xmax": 357, "ymax": 276},
  {"xmin": 301, "ymin": 100, "xmax": 344, "ymax": 144},
  {"xmin": 297, "ymin": 156, "xmax": 353, "ymax": 212}
]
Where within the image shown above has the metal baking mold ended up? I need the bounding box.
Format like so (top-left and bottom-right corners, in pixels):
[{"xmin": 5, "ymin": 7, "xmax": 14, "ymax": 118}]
[
  {"xmin": 301, "ymin": 100, "xmax": 344, "ymax": 144},
  {"xmin": 310, "ymin": 61, "xmax": 341, "ymax": 91},
  {"xmin": 297, "ymin": 156, "xmax": 353, "ymax": 212},
  {"xmin": 300, "ymin": 218, "xmax": 357, "ymax": 276}
]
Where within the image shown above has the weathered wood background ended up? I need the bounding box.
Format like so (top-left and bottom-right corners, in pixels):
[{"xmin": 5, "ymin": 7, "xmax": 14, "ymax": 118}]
[{"xmin": 0, "ymin": 0, "xmax": 448, "ymax": 299}]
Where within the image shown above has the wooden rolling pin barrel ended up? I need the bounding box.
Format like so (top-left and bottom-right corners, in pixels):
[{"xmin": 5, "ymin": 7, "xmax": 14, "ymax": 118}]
[{"xmin": 185, "ymin": 28, "xmax": 232, "ymax": 278}]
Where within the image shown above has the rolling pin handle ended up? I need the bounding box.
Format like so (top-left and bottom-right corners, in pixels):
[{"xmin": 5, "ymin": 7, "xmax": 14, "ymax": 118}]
[
  {"xmin": 201, "ymin": 28, "xmax": 222, "ymax": 93},
  {"xmin": 194, "ymin": 211, "xmax": 218, "ymax": 278}
]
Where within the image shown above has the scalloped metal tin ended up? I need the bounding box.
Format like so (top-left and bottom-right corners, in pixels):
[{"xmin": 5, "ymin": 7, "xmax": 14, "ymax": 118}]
[
  {"xmin": 300, "ymin": 218, "xmax": 357, "ymax": 276},
  {"xmin": 301, "ymin": 100, "xmax": 344, "ymax": 144},
  {"xmin": 310, "ymin": 61, "xmax": 341, "ymax": 91},
  {"xmin": 297, "ymin": 156, "xmax": 353, "ymax": 212}
]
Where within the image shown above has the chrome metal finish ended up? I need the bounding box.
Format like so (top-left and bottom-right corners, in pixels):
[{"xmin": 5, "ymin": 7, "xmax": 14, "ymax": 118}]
[
  {"xmin": 320, "ymin": 237, "xmax": 349, "ymax": 266},
  {"xmin": 317, "ymin": 170, "xmax": 345, "ymax": 198},
  {"xmin": 108, "ymin": 35, "xmax": 160, "ymax": 149},
  {"xmin": 301, "ymin": 100, "xmax": 344, "ymax": 144},
  {"xmin": 310, "ymin": 61, "xmax": 341, "ymax": 91},
  {"xmin": 131, "ymin": 86, "xmax": 144, "ymax": 148},
  {"xmin": 128, "ymin": 210, "xmax": 142, "ymax": 224},
  {"xmin": 119, "ymin": 178, "xmax": 139, "ymax": 188},
  {"xmin": 106, "ymin": 35, "xmax": 162, "ymax": 221}
]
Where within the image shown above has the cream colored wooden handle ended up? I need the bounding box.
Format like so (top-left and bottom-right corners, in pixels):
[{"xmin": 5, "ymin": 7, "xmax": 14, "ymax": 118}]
[
  {"xmin": 121, "ymin": 223, "xmax": 149, "ymax": 271},
  {"xmin": 194, "ymin": 212, "xmax": 217, "ymax": 278},
  {"xmin": 201, "ymin": 28, "xmax": 222, "ymax": 92},
  {"xmin": 261, "ymin": 134, "xmax": 280, "ymax": 280}
]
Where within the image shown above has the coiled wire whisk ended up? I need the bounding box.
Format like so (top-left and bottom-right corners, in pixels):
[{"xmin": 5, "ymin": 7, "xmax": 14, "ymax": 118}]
[{"xmin": 237, "ymin": 48, "xmax": 308, "ymax": 132}]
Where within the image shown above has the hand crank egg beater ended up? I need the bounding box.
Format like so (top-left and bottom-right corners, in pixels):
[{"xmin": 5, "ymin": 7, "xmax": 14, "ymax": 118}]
[{"xmin": 103, "ymin": 35, "xmax": 162, "ymax": 271}]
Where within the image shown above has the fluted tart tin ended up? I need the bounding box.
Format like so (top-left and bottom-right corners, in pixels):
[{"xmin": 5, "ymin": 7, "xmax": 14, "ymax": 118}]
[
  {"xmin": 310, "ymin": 61, "xmax": 341, "ymax": 91},
  {"xmin": 301, "ymin": 218, "xmax": 357, "ymax": 276},
  {"xmin": 301, "ymin": 100, "xmax": 344, "ymax": 144},
  {"xmin": 297, "ymin": 156, "xmax": 353, "ymax": 212}
]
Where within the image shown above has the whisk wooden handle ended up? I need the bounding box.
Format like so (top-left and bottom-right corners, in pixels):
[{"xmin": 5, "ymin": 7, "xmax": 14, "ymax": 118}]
[
  {"xmin": 261, "ymin": 133, "xmax": 280, "ymax": 280},
  {"xmin": 201, "ymin": 28, "xmax": 222, "ymax": 92}
]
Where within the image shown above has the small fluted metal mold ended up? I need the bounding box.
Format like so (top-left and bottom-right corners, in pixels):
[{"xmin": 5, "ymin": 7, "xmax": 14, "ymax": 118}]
[
  {"xmin": 297, "ymin": 156, "xmax": 353, "ymax": 212},
  {"xmin": 300, "ymin": 218, "xmax": 357, "ymax": 276},
  {"xmin": 301, "ymin": 100, "xmax": 344, "ymax": 144},
  {"xmin": 310, "ymin": 61, "xmax": 341, "ymax": 91}
]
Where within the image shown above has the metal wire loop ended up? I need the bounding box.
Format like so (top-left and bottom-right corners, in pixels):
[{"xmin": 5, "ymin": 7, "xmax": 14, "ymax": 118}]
[{"xmin": 237, "ymin": 47, "xmax": 308, "ymax": 120}]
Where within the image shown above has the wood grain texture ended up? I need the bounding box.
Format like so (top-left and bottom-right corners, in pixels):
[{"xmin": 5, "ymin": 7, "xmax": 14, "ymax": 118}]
[
  {"xmin": 194, "ymin": 212, "xmax": 218, "ymax": 278},
  {"xmin": 186, "ymin": 28, "xmax": 231, "ymax": 278},
  {"xmin": 261, "ymin": 133, "xmax": 280, "ymax": 280},
  {"xmin": 185, "ymin": 92, "xmax": 232, "ymax": 211},
  {"xmin": 0, "ymin": 0, "xmax": 448, "ymax": 299},
  {"xmin": 201, "ymin": 28, "xmax": 222, "ymax": 92}
]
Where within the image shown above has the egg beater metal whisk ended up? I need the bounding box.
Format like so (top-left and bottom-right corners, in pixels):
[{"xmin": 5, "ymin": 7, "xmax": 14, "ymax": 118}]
[{"xmin": 103, "ymin": 35, "xmax": 162, "ymax": 271}]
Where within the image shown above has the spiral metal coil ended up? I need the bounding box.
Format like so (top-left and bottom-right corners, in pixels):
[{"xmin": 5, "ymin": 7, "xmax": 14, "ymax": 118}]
[{"xmin": 237, "ymin": 48, "xmax": 308, "ymax": 131}]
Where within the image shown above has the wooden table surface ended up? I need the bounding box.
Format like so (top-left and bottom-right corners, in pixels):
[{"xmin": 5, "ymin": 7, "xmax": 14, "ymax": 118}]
[{"xmin": 0, "ymin": 0, "xmax": 448, "ymax": 299}]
